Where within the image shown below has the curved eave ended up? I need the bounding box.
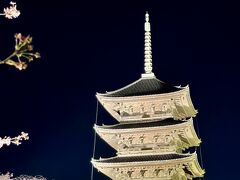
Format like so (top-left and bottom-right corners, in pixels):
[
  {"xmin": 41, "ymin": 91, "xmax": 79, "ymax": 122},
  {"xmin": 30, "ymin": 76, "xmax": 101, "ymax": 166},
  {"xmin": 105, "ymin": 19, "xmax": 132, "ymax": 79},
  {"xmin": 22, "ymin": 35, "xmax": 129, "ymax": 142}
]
[
  {"xmin": 177, "ymin": 118, "xmax": 202, "ymax": 148},
  {"xmin": 185, "ymin": 85, "xmax": 198, "ymax": 115},
  {"xmin": 94, "ymin": 118, "xmax": 191, "ymax": 134},
  {"xmin": 189, "ymin": 152, "xmax": 206, "ymax": 177},
  {"xmin": 188, "ymin": 120, "xmax": 202, "ymax": 146}
]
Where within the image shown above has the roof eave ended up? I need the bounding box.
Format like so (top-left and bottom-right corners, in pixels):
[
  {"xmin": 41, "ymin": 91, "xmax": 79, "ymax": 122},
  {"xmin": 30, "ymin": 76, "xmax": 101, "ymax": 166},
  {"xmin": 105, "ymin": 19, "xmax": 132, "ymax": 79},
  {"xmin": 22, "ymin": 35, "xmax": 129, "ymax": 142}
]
[{"xmin": 94, "ymin": 119, "xmax": 191, "ymax": 133}]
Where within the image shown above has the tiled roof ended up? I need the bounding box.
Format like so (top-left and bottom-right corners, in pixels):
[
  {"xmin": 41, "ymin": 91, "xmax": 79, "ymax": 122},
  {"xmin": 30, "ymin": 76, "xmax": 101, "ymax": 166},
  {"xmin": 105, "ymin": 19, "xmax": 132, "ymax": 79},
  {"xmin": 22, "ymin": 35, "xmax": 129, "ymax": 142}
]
[
  {"xmin": 97, "ymin": 77, "xmax": 181, "ymax": 97},
  {"xmin": 96, "ymin": 153, "xmax": 191, "ymax": 163},
  {"xmin": 100, "ymin": 118, "xmax": 187, "ymax": 129}
]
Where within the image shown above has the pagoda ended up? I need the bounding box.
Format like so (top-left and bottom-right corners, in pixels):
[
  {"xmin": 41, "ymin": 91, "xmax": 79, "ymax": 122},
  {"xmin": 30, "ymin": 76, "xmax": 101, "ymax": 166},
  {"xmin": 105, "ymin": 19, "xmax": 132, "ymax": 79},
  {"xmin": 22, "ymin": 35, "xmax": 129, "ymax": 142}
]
[{"xmin": 91, "ymin": 12, "xmax": 205, "ymax": 180}]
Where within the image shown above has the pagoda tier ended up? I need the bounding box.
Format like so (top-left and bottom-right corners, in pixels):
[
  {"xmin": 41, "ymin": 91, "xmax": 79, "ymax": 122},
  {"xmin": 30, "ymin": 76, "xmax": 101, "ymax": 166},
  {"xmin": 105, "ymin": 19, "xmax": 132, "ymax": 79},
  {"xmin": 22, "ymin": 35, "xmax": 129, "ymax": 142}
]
[
  {"xmin": 96, "ymin": 77, "xmax": 197, "ymax": 122},
  {"xmin": 94, "ymin": 118, "xmax": 201, "ymax": 154},
  {"xmin": 92, "ymin": 152, "xmax": 205, "ymax": 179}
]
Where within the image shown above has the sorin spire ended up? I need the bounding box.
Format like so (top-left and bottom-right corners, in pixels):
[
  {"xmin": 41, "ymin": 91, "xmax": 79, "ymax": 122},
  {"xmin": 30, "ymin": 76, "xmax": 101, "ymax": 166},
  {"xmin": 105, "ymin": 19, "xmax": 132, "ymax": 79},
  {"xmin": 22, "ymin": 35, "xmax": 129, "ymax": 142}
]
[{"xmin": 142, "ymin": 12, "xmax": 155, "ymax": 78}]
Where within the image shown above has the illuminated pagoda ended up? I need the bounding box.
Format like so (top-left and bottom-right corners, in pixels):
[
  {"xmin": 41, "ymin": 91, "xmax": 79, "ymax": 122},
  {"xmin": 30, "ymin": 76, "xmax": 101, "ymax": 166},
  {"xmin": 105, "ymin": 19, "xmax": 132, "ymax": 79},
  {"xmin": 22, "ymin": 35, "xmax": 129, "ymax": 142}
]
[{"xmin": 92, "ymin": 12, "xmax": 205, "ymax": 179}]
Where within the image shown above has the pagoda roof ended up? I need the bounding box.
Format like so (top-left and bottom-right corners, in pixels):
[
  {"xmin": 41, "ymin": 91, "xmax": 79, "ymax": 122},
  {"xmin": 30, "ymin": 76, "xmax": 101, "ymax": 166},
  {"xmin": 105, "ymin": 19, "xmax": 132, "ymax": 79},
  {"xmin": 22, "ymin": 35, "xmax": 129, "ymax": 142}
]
[
  {"xmin": 92, "ymin": 152, "xmax": 205, "ymax": 178},
  {"xmin": 97, "ymin": 76, "xmax": 182, "ymax": 97},
  {"xmin": 95, "ymin": 153, "xmax": 191, "ymax": 163},
  {"xmin": 98, "ymin": 118, "xmax": 188, "ymax": 130}
]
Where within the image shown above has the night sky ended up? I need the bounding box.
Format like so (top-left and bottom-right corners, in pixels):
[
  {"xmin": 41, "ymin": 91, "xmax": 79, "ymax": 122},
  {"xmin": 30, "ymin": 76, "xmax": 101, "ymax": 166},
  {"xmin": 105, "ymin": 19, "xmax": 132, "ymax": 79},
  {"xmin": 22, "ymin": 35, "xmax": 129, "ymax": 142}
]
[{"xmin": 0, "ymin": 0, "xmax": 239, "ymax": 179}]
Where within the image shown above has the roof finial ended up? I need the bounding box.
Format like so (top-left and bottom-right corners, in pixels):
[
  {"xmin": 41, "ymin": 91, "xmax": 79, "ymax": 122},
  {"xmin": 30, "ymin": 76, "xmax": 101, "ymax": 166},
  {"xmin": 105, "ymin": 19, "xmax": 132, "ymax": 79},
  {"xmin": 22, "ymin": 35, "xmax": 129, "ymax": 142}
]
[{"xmin": 142, "ymin": 12, "xmax": 155, "ymax": 78}]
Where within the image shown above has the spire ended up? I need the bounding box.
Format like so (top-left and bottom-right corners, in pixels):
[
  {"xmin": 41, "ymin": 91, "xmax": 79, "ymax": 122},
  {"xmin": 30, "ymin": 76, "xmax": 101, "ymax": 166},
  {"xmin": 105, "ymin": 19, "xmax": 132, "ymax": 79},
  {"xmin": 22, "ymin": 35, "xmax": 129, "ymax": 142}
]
[{"xmin": 142, "ymin": 12, "xmax": 155, "ymax": 78}]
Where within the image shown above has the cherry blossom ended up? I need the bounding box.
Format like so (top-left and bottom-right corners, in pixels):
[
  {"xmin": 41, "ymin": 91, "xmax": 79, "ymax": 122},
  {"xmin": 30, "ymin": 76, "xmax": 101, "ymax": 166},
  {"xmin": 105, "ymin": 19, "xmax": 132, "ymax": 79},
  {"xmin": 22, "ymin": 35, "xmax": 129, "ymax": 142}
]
[{"xmin": 0, "ymin": 2, "xmax": 20, "ymax": 19}]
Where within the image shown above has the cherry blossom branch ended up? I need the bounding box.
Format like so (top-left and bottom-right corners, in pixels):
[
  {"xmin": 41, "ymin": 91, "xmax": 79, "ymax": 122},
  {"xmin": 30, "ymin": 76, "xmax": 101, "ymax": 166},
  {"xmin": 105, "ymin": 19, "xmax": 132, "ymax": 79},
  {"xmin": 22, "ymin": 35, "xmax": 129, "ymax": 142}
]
[
  {"xmin": 0, "ymin": 132, "xmax": 29, "ymax": 148},
  {"xmin": 0, "ymin": 173, "xmax": 46, "ymax": 180},
  {"xmin": 0, "ymin": 33, "xmax": 41, "ymax": 70}
]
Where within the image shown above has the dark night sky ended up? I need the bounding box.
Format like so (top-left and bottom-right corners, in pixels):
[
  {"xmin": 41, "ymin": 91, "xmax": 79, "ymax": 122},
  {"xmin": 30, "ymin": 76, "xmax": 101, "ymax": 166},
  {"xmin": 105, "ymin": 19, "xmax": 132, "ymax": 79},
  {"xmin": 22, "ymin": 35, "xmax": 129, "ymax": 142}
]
[{"xmin": 0, "ymin": 0, "xmax": 239, "ymax": 179}]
